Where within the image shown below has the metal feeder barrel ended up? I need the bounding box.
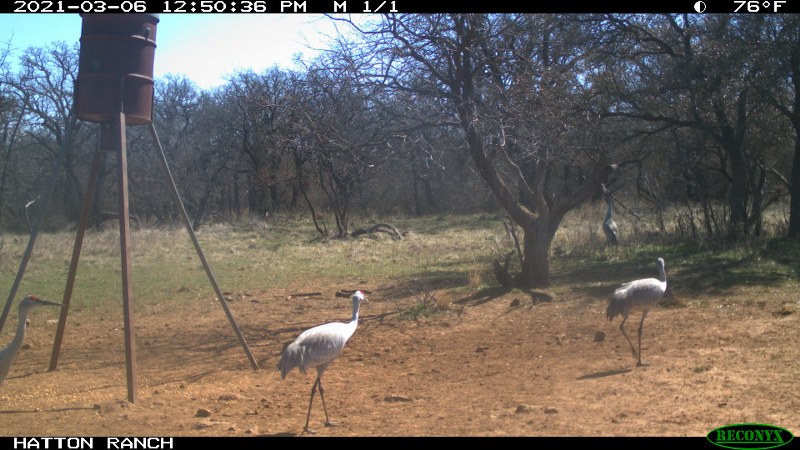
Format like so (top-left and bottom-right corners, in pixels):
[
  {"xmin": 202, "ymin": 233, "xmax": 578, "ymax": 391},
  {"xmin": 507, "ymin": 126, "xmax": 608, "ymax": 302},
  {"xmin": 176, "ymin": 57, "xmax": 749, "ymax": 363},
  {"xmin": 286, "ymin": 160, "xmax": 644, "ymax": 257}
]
[{"xmin": 75, "ymin": 14, "xmax": 159, "ymax": 125}]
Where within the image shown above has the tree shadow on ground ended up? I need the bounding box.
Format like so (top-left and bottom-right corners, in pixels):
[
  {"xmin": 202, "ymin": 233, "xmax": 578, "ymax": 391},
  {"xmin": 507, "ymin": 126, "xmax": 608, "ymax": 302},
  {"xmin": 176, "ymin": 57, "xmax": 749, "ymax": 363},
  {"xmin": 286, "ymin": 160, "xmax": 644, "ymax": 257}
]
[
  {"xmin": 454, "ymin": 286, "xmax": 552, "ymax": 307},
  {"xmin": 554, "ymin": 243, "xmax": 795, "ymax": 301},
  {"xmin": 0, "ymin": 405, "xmax": 100, "ymax": 414},
  {"xmin": 576, "ymin": 368, "xmax": 632, "ymax": 380},
  {"xmin": 378, "ymin": 270, "xmax": 475, "ymax": 300}
]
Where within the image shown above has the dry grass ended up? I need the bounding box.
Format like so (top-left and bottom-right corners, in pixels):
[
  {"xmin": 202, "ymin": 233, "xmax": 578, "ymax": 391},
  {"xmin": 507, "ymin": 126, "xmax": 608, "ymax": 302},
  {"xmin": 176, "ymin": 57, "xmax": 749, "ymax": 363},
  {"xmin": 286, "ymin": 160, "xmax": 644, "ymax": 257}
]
[
  {"xmin": 554, "ymin": 199, "xmax": 792, "ymax": 258},
  {"xmin": 0, "ymin": 215, "xmax": 502, "ymax": 317},
  {"xmin": 0, "ymin": 205, "xmax": 796, "ymax": 328}
]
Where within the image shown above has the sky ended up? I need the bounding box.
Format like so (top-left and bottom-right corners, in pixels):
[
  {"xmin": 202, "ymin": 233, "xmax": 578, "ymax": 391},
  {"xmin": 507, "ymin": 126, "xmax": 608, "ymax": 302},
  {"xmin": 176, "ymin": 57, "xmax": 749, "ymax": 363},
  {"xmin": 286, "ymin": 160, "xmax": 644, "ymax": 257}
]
[{"xmin": 0, "ymin": 13, "xmax": 354, "ymax": 90}]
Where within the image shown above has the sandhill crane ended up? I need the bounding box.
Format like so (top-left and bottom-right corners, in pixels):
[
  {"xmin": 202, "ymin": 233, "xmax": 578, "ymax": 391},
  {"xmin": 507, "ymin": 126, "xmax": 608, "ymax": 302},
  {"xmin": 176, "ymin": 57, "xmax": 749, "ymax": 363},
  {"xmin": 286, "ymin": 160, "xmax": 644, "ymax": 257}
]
[
  {"xmin": 278, "ymin": 291, "xmax": 367, "ymax": 433},
  {"xmin": 607, "ymin": 258, "xmax": 667, "ymax": 366},
  {"xmin": 0, "ymin": 295, "xmax": 62, "ymax": 386},
  {"xmin": 602, "ymin": 184, "xmax": 619, "ymax": 245}
]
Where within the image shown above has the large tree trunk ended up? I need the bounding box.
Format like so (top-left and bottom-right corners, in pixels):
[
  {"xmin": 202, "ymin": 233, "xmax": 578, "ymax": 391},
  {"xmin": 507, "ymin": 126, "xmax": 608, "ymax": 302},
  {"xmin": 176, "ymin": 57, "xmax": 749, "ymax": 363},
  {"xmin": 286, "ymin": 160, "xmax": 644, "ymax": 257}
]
[
  {"xmin": 713, "ymin": 89, "xmax": 756, "ymax": 241},
  {"xmin": 190, "ymin": 181, "xmax": 211, "ymax": 231},
  {"xmin": 727, "ymin": 146, "xmax": 750, "ymax": 240},
  {"xmin": 518, "ymin": 220, "xmax": 556, "ymax": 288}
]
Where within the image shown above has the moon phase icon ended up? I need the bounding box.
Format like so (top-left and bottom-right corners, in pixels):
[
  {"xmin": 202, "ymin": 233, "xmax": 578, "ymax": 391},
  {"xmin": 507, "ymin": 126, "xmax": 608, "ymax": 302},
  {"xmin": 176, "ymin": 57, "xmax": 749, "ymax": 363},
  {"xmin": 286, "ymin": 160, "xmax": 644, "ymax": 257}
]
[{"xmin": 694, "ymin": 1, "xmax": 707, "ymax": 12}]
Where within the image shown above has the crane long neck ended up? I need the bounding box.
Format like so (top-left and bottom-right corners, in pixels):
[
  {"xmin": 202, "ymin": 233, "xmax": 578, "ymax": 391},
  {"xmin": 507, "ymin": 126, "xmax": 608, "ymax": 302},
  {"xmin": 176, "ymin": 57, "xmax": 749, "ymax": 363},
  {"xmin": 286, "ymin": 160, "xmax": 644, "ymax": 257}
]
[
  {"xmin": 658, "ymin": 263, "xmax": 667, "ymax": 284},
  {"xmin": 351, "ymin": 300, "xmax": 361, "ymax": 323},
  {"xmin": 9, "ymin": 304, "xmax": 32, "ymax": 356},
  {"xmin": 605, "ymin": 197, "xmax": 613, "ymax": 221}
]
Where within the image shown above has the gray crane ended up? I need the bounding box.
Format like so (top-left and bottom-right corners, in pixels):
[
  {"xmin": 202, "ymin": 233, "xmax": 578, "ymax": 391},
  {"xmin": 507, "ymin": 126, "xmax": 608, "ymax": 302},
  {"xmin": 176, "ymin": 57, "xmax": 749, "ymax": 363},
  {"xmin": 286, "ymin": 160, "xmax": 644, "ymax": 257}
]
[
  {"xmin": 0, "ymin": 294, "xmax": 62, "ymax": 386},
  {"xmin": 601, "ymin": 184, "xmax": 619, "ymax": 245},
  {"xmin": 607, "ymin": 258, "xmax": 667, "ymax": 366},
  {"xmin": 278, "ymin": 291, "xmax": 367, "ymax": 433}
]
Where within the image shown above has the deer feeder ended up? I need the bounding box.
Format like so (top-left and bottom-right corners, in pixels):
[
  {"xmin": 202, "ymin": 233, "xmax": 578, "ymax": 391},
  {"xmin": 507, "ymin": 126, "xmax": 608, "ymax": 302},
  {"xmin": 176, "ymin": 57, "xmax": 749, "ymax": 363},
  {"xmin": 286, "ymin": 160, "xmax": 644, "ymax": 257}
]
[{"xmin": 75, "ymin": 14, "xmax": 159, "ymax": 125}]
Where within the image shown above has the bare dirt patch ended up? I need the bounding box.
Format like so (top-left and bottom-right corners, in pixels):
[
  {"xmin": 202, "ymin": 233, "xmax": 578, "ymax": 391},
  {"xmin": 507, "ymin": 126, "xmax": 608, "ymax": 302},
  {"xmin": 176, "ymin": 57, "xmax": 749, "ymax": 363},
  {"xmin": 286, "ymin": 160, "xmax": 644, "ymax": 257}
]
[{"xmin": 1, "ymin": 283, "xmax": 798, "ymax": 437}]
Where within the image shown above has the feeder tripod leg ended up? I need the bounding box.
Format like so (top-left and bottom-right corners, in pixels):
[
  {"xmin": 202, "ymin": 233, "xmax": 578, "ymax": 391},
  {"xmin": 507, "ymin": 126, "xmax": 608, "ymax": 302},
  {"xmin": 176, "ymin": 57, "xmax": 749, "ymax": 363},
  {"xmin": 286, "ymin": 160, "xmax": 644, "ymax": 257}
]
[
  {"xmin": 49, "ymin": 127, "xmax": 106, "ymax": 372},
  {"xmin": 117, "ymin": 109, "xmax": 138, "ymax": 403},
  {"xmin": 147, "ymin": 123, "xmax": 258, "ymax": 370}
]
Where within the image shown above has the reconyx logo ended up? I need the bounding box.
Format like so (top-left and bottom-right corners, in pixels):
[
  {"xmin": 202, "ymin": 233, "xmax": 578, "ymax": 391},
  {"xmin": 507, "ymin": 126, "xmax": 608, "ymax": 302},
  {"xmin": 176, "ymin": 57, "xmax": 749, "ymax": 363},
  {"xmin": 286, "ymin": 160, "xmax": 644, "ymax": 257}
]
[{"xmin": 708, "ymin": 423, "xmax": 794, "ymax": 450}]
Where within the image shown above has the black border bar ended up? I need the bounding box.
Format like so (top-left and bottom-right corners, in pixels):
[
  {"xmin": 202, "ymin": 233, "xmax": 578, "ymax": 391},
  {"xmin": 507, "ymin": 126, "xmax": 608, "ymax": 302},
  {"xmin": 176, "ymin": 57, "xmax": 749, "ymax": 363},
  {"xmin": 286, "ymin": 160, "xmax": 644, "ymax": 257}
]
[{"xmin": 6, "ymin": 0, "xmax": 800, "ymax": 14}]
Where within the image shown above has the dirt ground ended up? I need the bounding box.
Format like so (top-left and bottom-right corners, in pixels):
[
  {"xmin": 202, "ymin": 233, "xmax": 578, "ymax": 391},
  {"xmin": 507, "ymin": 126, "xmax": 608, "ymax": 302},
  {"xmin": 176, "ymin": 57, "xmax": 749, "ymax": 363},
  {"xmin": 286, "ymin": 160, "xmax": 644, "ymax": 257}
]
[{"xmin": 1, "ymin": 280, "xmax": 798, "ymax": 438}]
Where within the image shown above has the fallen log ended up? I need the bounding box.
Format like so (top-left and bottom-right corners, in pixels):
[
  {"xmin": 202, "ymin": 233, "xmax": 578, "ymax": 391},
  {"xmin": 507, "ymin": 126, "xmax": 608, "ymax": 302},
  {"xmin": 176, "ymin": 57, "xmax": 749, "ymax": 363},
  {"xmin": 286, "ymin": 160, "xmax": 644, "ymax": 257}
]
[
  {"xmin": 351, "ymin": 223, "xmax": 403, "ymax": 240},
  {"xmin": 336, "ymin": 289, "xmax": 373, "ymax": 298},
  {"xmin": 286, "ymin": 292, "xmax": 323, "ymax": 298}
]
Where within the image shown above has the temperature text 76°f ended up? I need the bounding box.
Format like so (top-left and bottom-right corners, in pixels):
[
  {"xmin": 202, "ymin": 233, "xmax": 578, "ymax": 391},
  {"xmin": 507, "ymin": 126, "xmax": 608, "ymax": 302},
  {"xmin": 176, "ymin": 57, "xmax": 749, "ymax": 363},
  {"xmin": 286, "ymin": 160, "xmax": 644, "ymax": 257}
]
[{"xmin": 734, "ymin": 0, "xmax": 786, "ymax": 12}]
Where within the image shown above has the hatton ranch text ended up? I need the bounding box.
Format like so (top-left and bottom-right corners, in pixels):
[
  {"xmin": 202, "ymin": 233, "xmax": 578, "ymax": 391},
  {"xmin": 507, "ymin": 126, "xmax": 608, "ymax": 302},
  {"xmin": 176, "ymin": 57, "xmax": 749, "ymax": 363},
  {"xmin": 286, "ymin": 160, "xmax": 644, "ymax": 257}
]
[{"xmin": 14, "ymin": 438, "xmax": 174, "ymax": 449}]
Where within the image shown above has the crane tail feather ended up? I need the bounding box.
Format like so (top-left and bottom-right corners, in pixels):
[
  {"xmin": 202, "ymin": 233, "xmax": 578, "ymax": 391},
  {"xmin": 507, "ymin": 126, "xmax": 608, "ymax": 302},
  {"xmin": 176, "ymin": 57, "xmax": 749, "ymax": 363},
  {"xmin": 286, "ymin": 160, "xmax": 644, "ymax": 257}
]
[
  {"xmin": 607, "ymin": 297, "xmax": 627, "ymax": 322},
  {"xmin": 278, "ymin": 342, "xmax": 304, "ymax": 379}
]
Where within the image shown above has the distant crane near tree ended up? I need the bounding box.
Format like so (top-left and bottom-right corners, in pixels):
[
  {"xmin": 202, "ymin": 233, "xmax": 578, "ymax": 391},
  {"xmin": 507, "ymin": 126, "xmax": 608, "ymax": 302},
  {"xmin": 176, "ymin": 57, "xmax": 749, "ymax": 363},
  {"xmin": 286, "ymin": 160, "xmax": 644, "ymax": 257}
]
[
  {"xmin": 601, "ymin": 183, "xmax": 619, "ymax": 245},
  {"xmin": 607, "ymin": 258, "xmax": 667, "ymax": 366},
  {"xmin": 278, "ymin": 291, "xmax": 368, "ymax": 433}
]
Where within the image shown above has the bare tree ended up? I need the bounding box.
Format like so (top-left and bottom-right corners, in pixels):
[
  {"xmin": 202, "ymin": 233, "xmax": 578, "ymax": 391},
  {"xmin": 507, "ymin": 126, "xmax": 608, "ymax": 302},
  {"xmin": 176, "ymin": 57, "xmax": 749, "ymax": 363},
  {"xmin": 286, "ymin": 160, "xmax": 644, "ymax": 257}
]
[
  {"xmin": 146, "ymin": 75, "xmax": 233, "ymax": 229},
  {"xmin": 343, "ymin": 14, "xmax": 615, "ymax": 287},
  {"xmin": 216, "ymin": 68, "xmax": 297, "ymax": 219},
  {"xmin": 0, "ymin": 40, "xmax": 30, "ymax": 228},
  {"xmin": 597, "ymin": 14, "xmax": 786, "ymax": 240},
  {"xmin": 290, "ymin": 49, "xmax": 397, "ymax": 238},
  {"xmin": 759, "ymin": 15, "xmax": 800, "ymax": 238},
  {"xmin": 2, "ymin": 42, "xmax": 93, "ymax": 227}
]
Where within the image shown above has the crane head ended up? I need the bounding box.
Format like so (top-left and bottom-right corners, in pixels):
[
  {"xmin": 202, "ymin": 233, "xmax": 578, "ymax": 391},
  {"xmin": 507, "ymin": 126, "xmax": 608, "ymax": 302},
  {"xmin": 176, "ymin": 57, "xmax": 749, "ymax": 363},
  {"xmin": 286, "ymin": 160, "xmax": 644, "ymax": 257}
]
[
  {"xmin": 352, "ymin": 291, "xmax": 368, "ymax": 303},
  {"xmin": 21, "ymin": 294, "xmax": 63, "ymax": 309}
]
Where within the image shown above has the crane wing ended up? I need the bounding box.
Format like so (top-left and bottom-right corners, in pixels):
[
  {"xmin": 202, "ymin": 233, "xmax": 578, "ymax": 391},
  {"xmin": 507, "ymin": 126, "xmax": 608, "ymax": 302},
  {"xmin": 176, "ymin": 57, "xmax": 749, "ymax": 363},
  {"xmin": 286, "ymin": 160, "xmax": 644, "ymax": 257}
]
[
  {"xmin": 278, "ymin": 322, "xmax": 353, "ymax": 378},
  {"xmin": 613, "ymin": 278, "xmax": 665, "ymax": 302}
]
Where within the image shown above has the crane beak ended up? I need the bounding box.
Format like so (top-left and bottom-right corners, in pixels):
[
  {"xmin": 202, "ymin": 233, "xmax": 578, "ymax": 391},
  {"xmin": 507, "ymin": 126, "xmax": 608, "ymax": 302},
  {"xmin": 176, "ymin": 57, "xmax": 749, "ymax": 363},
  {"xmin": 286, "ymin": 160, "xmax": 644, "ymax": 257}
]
[{"xmin": 40, "ymin": 299, "xmax": 63, "ymax": 307}]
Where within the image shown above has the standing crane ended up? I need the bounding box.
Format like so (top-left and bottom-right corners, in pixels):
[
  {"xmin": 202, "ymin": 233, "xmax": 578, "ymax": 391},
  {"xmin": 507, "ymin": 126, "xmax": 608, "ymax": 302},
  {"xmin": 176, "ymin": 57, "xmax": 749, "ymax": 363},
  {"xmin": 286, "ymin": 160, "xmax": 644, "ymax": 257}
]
[
  {"xmin": 0, "ymin": 294, "xmax": 62, "ymax": 386},
  {"xmin": 278, "ymin": 291, "xmax": 368, "ymax": 433},
  {"xmin": 601, "ymin": 184, "xmax": 619, "ymax": 245},
  {"xmin": 607, "ymin": 258, "xmax": 667, "ymax": 367}
]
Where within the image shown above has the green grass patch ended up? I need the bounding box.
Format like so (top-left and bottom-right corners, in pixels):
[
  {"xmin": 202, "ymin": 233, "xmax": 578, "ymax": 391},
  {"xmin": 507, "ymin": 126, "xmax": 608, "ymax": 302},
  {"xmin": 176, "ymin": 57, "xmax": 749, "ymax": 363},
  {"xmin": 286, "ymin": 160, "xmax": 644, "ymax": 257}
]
[
  {"xmin": 0, "ymin": 215, "xmax": 499, "ymax": 315},
  {"xmin": 0, "ymin": 211, "xmax": 797, "ymax": 328}
]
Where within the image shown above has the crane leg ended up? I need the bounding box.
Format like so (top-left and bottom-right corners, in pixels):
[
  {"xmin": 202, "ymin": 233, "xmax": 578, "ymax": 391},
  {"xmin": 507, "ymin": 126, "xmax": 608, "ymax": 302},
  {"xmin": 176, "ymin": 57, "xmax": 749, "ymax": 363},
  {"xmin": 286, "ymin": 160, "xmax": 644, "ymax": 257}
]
[
  {"xmin": 636, "ymin": 311, "xmax": 648, "ymax": 367},
  {"xmin": 619, "ymin": 315, "xmax": 637, "ymax": 359},
  {"xmin": 318, "ymin": 378, "xmax": 338, "ymax": 427},
  {"xmin": 303, "ymin": 377, "xmax": 320, "ymax": 434}
]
